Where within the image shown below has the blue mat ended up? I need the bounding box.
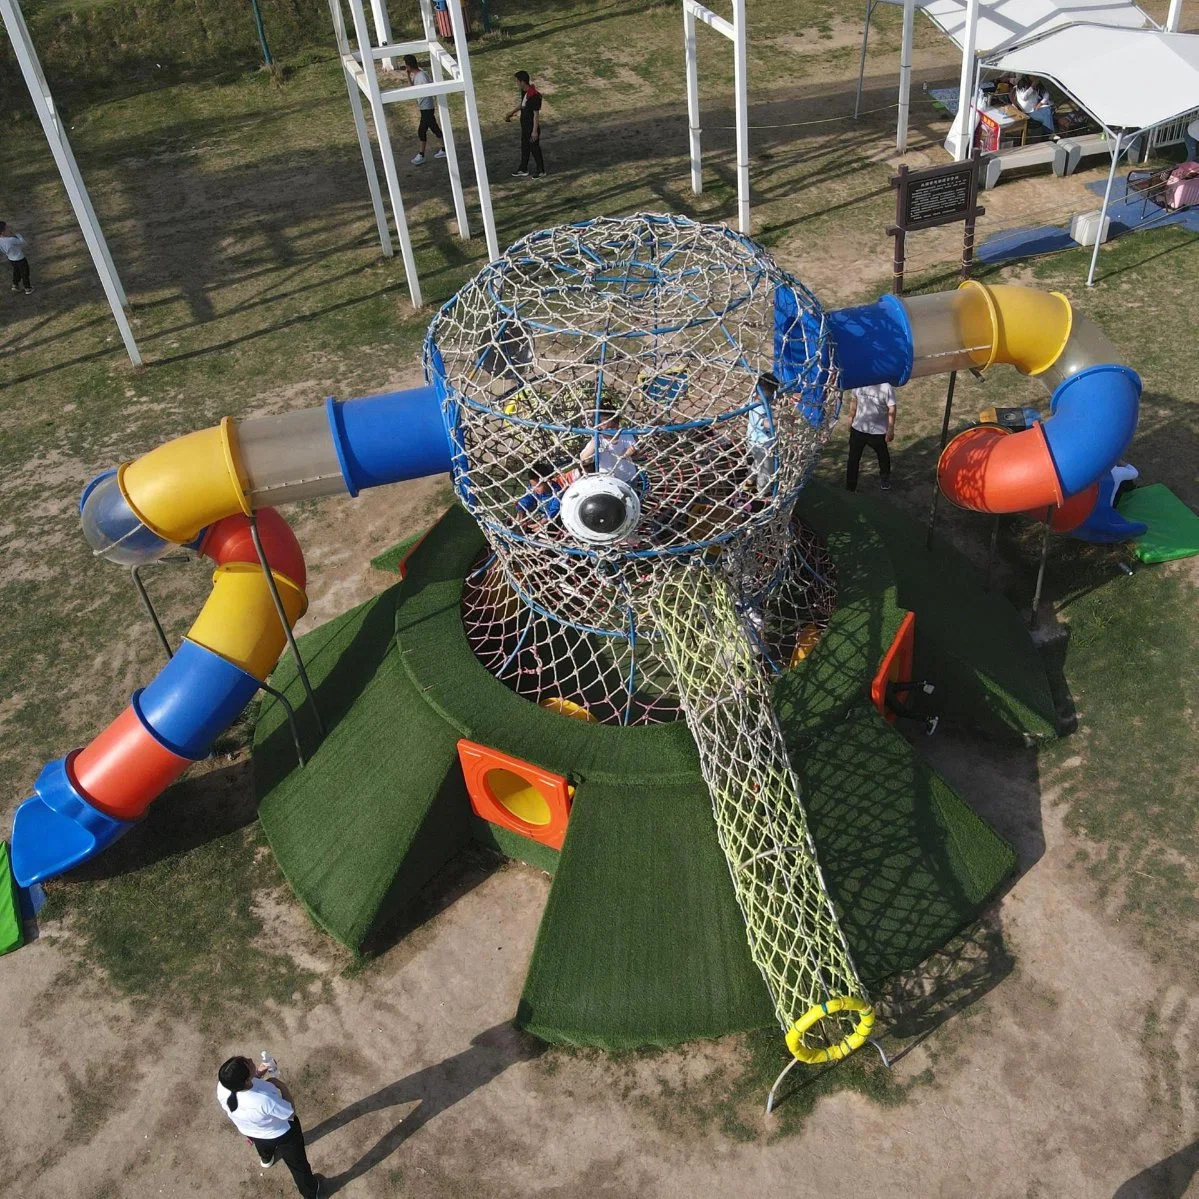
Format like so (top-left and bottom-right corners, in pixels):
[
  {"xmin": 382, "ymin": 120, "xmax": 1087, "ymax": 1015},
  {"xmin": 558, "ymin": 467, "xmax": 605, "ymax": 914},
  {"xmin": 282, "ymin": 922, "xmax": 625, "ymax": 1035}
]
[{"xmin": 977, "ymin": 175, "xmax": 1199, "ymax": 265}]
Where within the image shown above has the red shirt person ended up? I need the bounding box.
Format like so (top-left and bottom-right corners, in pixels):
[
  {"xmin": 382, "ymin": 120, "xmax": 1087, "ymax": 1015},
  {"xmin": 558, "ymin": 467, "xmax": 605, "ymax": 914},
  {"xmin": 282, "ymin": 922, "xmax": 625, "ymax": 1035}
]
[{"xmin": 505, "ymin": 71, "xmax": 545, "ymax": 178}]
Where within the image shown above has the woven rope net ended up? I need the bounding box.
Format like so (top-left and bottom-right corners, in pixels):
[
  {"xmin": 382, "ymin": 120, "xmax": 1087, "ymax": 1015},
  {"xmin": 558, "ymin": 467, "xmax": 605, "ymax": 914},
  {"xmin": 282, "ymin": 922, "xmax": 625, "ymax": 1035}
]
[{"xmin": 427, "ymin": 213, "xmax": 868, "ymax": 1049}]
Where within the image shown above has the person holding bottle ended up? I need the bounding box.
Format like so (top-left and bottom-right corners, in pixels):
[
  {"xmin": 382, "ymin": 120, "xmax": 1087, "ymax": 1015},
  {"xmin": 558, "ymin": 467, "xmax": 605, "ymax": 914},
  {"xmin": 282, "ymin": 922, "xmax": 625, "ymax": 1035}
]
[{"xmin": 216, "ymin": 1054, "xmax": 322, "ymax": 1198}]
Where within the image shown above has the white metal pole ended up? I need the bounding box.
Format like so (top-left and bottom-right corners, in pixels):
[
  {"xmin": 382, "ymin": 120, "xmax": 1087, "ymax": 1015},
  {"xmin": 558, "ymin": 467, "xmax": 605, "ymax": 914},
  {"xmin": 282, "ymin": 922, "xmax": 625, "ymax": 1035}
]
[
  {"xmin": 1087, "ymin": 131, "xmax": 1122, "ymax": 288},
  {"xmin": 348, "ymin": 72, "xmax": 395, "ymax": 255},
  {"xmin": 684, "ymin": 3, "xmax": 703, "ymax": 194},
  {"xmin": 446, "ymin": 0, "xmax": 500, "ymax": 262},
  {"xmin": 1, "ymin": 0, "xmax": 141, "ymax": 365},
  {"xmin": 347, "ymin": 0, "xmax": 422, "ymax": 305},
  {"xmin": 854, "ymin": 0, "xmax": 872, "ymax": 119},
  {"xmin": 1166, "ymin": 0, "xmax": 1183, "ymax": 31},
  {"xmin": 369, "ymin": 0, "xmax": 395, "ymax": 70},
  {"xmin": 732, "ymin": 0, "xmax": 751, "ymax": 233},
  {"xmin": 418, "ymin": 0, "xmax": 469, "ymax": 240},
  {"xmin": 897, "ymin": 0, "xmax": 915, "ymax": 151},
  {"xmin": 328, "ymin": 0, "xmax": 392, "ymax": 254},
  {"xmin": 953, "ymin": 0, "xmax": 981, "ymax": 160}
]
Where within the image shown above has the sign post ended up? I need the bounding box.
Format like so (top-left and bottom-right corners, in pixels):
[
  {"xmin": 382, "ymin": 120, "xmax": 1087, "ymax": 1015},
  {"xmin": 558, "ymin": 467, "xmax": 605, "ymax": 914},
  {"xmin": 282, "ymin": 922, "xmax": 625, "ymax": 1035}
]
[{"xmin": 885, "ymin": 155, "xmax": 985, "ymax": 548}]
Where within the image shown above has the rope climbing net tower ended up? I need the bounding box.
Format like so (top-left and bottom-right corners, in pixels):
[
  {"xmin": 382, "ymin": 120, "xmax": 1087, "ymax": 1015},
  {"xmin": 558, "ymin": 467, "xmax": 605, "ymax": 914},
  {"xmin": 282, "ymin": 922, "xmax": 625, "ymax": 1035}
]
[{"xmin": 426, "ymin": 213, "xmax": 874, "ymax": 1066}]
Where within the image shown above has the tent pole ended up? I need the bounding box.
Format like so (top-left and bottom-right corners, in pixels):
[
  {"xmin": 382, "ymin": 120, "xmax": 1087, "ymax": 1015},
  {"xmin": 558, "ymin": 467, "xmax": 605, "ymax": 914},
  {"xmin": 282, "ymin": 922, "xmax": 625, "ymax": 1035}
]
[
  {"xmin": 855, "ymin": 0, "xmax": 873, "ymax": 120},
  {"xmin": 896, "ymin": 0, "xmax": 915, "ymax": 151},
  {"xmin": 953, "ymin": 0, "xmax": 980, "ymax": 160},
  {"xmin": 1087, "ymin": 131, "xmax": 1122, "ymax": 288},
  {"xmin": 1166, "ymin": 0, "xmax": 1183, "ymax": 31}
]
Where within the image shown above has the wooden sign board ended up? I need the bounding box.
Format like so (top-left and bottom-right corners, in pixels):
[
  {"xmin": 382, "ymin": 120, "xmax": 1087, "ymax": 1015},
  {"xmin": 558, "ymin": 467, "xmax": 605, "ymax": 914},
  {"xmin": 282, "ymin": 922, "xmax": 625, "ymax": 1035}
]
[{"xmin": 886, "ymin": 156, "xmax": 985, "ymax": 296}]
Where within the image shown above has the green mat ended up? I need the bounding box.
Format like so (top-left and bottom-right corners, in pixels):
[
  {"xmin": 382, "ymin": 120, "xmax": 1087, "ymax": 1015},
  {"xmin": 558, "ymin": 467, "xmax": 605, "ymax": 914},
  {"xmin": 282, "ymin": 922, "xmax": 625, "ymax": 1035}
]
[
  {"xmin": 0, "ymin": 842, "xmax": 23, "ymax": 956},
  {"xmin": 1119, "ymin": 484, "xmax": 1199, "ymax": 564}
]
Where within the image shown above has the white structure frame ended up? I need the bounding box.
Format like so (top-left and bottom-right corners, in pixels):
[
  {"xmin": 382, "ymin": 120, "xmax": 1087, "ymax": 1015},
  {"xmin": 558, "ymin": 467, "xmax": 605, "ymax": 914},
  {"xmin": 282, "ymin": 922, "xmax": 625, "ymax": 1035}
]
[
  {"xmin": 682, "ymin": 0, "xmax": 751, "ymax": 234},
  {"xmin": 331, "ymin": 0, "xmax": 499, "ymax": 307},
  {"xmin": 2, "ymin": 0, "xmax": 141, "ymax": 365}
]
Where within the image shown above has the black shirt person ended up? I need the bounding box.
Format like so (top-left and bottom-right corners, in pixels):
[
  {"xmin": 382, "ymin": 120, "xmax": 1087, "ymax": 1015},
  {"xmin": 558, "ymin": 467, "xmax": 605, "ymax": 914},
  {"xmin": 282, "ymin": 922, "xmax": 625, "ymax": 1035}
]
[{"xmin": 505, "ymin": 70, "xmax": 545, "ymax": 178}]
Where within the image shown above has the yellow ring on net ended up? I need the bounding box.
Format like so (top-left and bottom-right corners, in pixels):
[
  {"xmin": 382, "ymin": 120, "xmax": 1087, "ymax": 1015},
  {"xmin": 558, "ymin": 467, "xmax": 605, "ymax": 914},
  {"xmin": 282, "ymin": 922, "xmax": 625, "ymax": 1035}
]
[{"xmin": 785, "ymin": 997, "xmax": 875, "ymax": 1064}]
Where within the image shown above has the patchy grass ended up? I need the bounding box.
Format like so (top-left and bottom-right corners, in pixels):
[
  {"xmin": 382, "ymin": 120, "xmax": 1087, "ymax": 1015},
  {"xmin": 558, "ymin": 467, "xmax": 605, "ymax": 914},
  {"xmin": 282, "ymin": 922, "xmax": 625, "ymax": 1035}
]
[{"xmin": 40, "ymin": 761, "xmax": 323, "ymax": 1027}]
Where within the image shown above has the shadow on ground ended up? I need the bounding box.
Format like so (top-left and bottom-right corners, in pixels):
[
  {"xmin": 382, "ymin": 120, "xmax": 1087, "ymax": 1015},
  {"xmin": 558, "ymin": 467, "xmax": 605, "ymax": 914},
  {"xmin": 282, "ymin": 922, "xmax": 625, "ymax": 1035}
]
[{"xmin": 306, "ymin": 1022, "xmax": 543, "ymax": 1193}]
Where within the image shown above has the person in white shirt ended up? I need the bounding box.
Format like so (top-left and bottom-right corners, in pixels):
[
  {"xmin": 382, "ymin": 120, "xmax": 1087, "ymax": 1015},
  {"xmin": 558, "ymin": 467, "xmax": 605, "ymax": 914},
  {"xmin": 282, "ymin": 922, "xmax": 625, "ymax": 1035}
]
[
  {"xmin": 217, "ymin": 1055, "xmax": 321, "ymax": 1198},
  {"xmin": 1014, "ymin": 76, "xmax": 1055, "ymax": 138},
  {"xmin": 579, "ymin": 403, "xmax": 640, "ymax": 485},
  {"xmin": 403, "ymin": 54, "xmax": 447, "ymax": 165},
  {"xmin": 0, "ymin": 222, "xmax": 33, "ymax": 294},
  {"xmin": 845, "ymin": 382, "xmax": 896, "ymax": 492}
]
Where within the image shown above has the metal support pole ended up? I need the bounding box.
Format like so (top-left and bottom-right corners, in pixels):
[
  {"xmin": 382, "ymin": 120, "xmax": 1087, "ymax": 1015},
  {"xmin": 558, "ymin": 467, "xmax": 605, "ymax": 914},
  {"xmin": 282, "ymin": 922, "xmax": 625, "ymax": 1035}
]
[
  {"xmin": 1029, "ymin": 518, "xmax": 1051, "ymax": 627},
  {"xmin": 2, "ymin": 0, "xmax": 141, "ymax": 364},
  {"xmin": 766, "ymin": 1056, "xmax": 801, "ymax": 1115},
  {"xmin": 984, "ymin": 514, "xmax": 999, "ymax": 591},
  {"xmin": 731, "ymin": 0, "xmax": 751, "ymax": 234},
  {"xmin": 329, "ymin": 0, "xmax": 393, "ymax": 256},
  {"xmin": 926, "ymin": 370, "xmax": 957, "ymax": 549},
  {"xmin": 1087, "ymin": 131, "xmax": 1123, "ymax": 288},
  {"xmin": 896, "ymin": 0, "xmax": 915, "ymax": 151},
  {"xmin": 447, "ymin": 0, "xmax": 500, "ymax": 262},
  {"xmin": 131, "ymin": 565, "xmax": 174, "ymax": 663},
  {"xmin": 248, "ymin": 513, "xmax": 324, "ymax": 736},
  {"xmin": 347, "ymin": 0, "xmax": 424, "ymax": 305},
  {"xmin": 684, "ymin": 3, "xmax": 703, "ymax": 195},
  {"xmin": 854, "ymin": 0, "xmax": 873, "ymax": 119},
  {"xmin": 249, "ymin": 0, "xmax": 273, "ymax": 66},
  {"xmin": 1166, "ymin": 0, "xmax": 1183, "ymax": 32},
  {"xmin": 257, "ymin": 681, "xmax": 307, "ymax": 768},
  {"xmin": 419, "ymin": 0, "xmax": 470, "ymax": 240},
  {"xmin": 369, "ymin": 0, "xmax": 395, "ymax": 69}
]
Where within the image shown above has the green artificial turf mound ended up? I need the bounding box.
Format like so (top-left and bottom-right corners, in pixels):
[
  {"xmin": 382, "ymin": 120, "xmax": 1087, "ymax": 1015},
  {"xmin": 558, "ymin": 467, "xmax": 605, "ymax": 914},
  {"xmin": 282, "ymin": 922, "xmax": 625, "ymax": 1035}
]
[
  {"xmin": 255, "ymin": 584, "xmax": 472, "ymax": 949},
  {"xmin": 1118, "ymin": 483, "xmax": 1199, "ymax": 564},
  {"xmin": 255, "ymin": 493, "xmax": 1020, "ymax": 1046},
  {"xmin": 847, "ymin": 490, "xmax": 1058, "ymax": 741},
  {"xmin": 795, "ymin": 701, "xmax": 1017, "ymax": 985},
  {"xmin": 517, "ymin": 778, "xmax": 775, "ymax": 1046},
  {"xmin": 0, "ymin": 842, "xmax": 24, "ymax": 956}
]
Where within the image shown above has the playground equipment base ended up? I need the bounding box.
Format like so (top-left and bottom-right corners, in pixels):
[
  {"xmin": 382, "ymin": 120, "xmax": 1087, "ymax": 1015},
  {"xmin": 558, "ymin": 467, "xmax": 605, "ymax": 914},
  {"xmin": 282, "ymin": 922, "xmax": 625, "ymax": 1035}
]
[{"xmin": 253, "ymin": 485, "xmax": 1055, "ymax": 1049}]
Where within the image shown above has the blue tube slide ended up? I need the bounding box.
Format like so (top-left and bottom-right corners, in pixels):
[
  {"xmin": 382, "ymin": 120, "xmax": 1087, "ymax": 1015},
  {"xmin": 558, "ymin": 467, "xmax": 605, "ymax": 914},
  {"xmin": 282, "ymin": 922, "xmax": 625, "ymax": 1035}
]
[
  {"xmin": 1041, "ymin": 365, "xmax": 1142, "ymax": 499},
  {"xmin": 326, "ymin": 385, "xmax": 452, "ymax": 497},
  {"xmin": 823, "ymin": 295, "xmax": 914, "ymax": 390}
]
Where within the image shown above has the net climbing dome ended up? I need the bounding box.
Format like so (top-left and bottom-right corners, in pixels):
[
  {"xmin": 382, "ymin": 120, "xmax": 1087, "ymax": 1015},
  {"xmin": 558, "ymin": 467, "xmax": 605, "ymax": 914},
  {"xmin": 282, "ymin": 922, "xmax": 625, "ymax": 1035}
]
[{"xmin": 425, "ymin": 213, "xmax": 843, "ymax": 726}]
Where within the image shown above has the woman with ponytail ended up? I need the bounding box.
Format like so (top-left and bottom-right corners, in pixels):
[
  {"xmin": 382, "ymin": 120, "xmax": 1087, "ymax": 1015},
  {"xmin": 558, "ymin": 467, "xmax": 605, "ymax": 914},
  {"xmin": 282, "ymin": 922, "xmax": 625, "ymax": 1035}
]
[{"xmin": 216, "ymin": 1055, "xmax": 322, "ymax": 1198}]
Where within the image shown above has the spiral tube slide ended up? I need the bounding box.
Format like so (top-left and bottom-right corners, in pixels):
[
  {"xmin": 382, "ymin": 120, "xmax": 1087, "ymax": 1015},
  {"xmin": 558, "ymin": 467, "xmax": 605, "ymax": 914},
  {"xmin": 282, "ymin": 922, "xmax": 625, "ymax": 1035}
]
[
  {"xmin": 10, "ymin": 387, "xmax": 451, "ymax": 888},
  {"xmin": 826, "ymin": 282, "xmax": 1143, "ymax": 533}
]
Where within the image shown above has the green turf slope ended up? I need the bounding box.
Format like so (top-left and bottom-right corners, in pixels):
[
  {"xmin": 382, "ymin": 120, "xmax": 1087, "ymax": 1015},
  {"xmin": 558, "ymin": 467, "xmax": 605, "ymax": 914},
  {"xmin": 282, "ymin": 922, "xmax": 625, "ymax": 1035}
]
[
  {"xmin": 255, "ymin": 584, "xmax": 471, "ymax": 950},
  {"xmin": 846, "ymin": 490, "xmax": 1057, "ymax": 741},
  {"xmin": 516, "ymin": 778, "xmax": 774, "ymax": 1047},
  {"xmin": 796, "ymin": 701, "xmax": 1017, "ymax": 985}
]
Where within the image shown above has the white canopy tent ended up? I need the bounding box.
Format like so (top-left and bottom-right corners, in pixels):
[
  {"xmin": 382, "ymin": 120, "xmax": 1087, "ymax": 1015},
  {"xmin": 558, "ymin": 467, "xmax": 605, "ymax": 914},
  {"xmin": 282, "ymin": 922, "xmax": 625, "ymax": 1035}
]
[
  {"xmin": 856, "ymin": 0, "xmax": 1157, "ymax": 153},
  {"xmin": 987, "ymin": 26, "xmax": 1199, "ymax": 282}
]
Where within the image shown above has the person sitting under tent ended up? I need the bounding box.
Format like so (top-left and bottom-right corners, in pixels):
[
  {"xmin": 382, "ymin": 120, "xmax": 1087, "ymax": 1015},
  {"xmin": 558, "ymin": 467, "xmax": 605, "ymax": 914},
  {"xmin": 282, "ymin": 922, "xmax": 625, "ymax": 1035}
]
[{"xmin": 1014, "ymin": 76, "xmax": 1056, "ymax": 137}]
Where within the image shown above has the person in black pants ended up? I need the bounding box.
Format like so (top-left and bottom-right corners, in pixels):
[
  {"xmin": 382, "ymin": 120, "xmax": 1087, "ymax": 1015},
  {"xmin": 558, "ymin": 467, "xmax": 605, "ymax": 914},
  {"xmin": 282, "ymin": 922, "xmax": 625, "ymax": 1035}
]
[
  {"xmin": 844, "ymin": 382, "xmax": 896, "ymax": 491},
  {"xmin": 0, "ymin": 222, "xmax": 33, "ymax": 294},
  {"xmin": 217, "ymin": 1056, "xmax": 321, "ymax": 1198},
  {"xmin": 505, "ymin": 70, "xmax": 545, "ymax": 178}
]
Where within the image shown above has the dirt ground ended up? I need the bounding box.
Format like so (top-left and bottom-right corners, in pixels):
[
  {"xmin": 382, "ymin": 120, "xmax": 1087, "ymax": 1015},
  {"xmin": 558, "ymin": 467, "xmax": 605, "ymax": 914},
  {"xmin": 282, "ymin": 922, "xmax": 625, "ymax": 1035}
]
[
  {"xmin": 2, "ymin": 481, "xmax": 1196, "ymax": 1199},
  {"xmin": 2, "ymin": 18, "xmax": 1197, "ymax": 1199}
]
